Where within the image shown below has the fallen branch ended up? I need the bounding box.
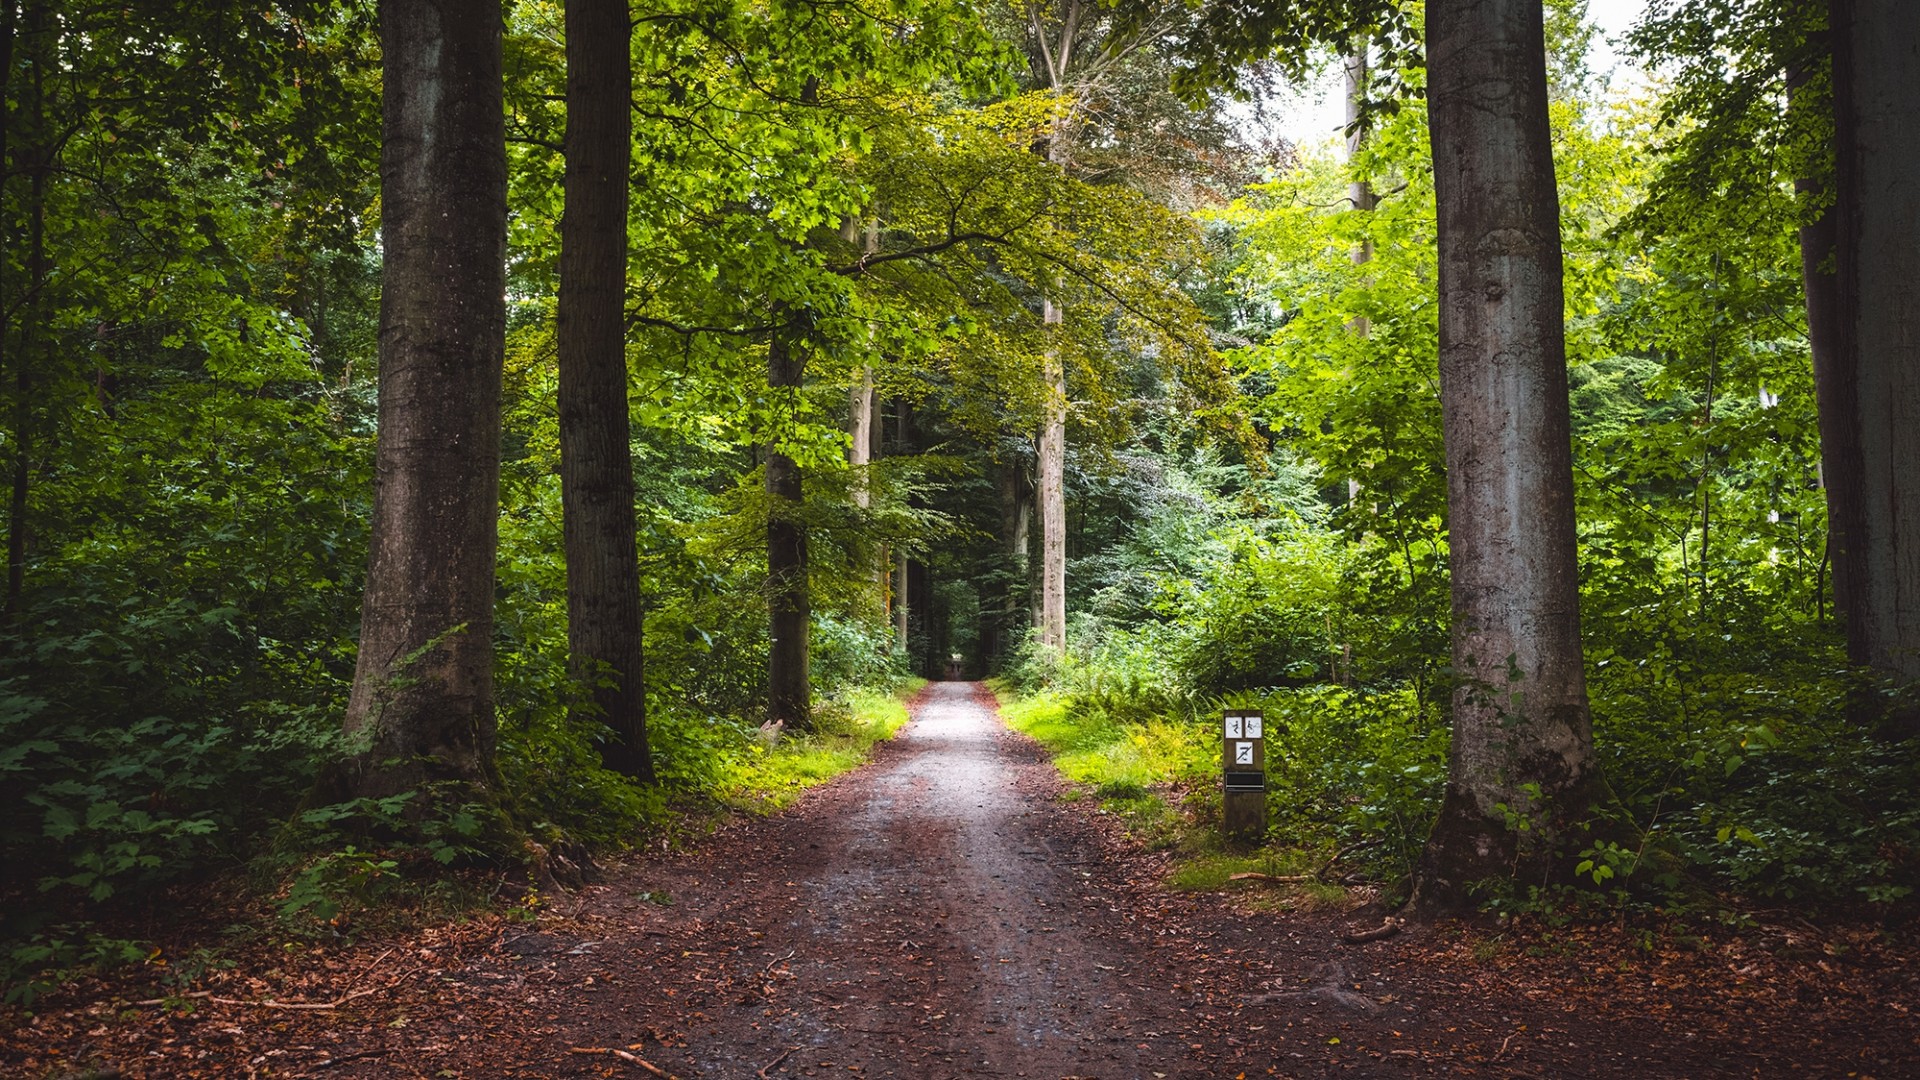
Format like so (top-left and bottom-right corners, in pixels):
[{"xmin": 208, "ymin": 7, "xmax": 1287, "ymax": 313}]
[
  {"xmin": 1339, "ymin": 917, "xmax": 1402, "ymax": 945},
  {"xmin": 756, "ymin": 1045, "xmax": 799, "ymax": 1078},
  {"xmin": 763, "ymin": 948, "xmax": 797, "ymax": 972},
  {"xmin": 132, "ymin": 986, "xmax": 380, "ymax": 1011},
  {"xmin": 1228, "ymin": 871, "xmax": 1312, "ymax": 884},
  {"xmin": 569, "ymin": 1047, "xmax": 678, "ymax": 1078}
]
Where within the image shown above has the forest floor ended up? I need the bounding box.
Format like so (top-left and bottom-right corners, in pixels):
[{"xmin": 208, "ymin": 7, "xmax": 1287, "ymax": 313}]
[{"xmin": 7, "ymin": 681, "xmax": 1920, "ymax": 1079}]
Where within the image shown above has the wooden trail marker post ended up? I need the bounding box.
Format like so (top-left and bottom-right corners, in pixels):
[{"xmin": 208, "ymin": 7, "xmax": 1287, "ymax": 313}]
[{"xmin": 1222, "ymin": 709, "xmax": 1266, "ymax": 842}]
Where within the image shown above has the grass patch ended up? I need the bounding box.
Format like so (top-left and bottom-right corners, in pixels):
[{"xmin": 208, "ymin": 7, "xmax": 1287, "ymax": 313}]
[
  {"xmin": 994, "ymin": 683, "xmax": 1366, "ymax": 906},
  {"xmin": 997, "ymin": 689, "xmax": 1212, "ymax": 794},
  {"xmin": 996, "ymin": 686, "xmax": 1211, "ymax": 850},
  {"xmin": 717, "ymin": 680, "xmax": 923, "ymax": 813}
]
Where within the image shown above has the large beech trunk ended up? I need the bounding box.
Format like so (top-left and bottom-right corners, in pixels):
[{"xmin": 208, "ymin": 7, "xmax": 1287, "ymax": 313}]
[
  {"xmin": 1410, "ymin": 0, "xmax": 1603, "ymax": 911},
  {"xmin": 767, "ymin": 331, "xmax": 810, "ymax": 730},
  {"xmin": 1828, "ymin": 0, "xmax": 1920, "ymax": 728},
  {"xmin": 558, "ymin": 0, "xmax": 651, "ymax": 780},
  {"xmin": 337, "ymin": 0, "xmax": 508, "ymax": 800}
]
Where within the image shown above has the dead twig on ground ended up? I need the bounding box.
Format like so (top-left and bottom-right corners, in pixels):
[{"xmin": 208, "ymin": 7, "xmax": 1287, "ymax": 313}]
[
  {"xmin": 132, "ymin": 986, "xmax": 380, "ymax": 1011},
  {"xmin": 756, "ymin": 1045, "xmax": 798, "ymax": 1078},
  {"xmin": 569, "ymin": 1046, "xmax": 679, "ymax": 1078}
]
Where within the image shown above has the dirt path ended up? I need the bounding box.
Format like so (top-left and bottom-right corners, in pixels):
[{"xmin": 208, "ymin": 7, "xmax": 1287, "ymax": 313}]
[
  {"xmin": 29, "ymin": 682, "xmax": 1911, "ymax": 1078},
  {"xmin": 503, "ymin": 682, "xmax": 1190, "ymax": 1078}
]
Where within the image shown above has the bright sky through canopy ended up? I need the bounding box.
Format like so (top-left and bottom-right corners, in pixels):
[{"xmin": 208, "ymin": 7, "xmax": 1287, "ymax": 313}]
[{"xmin": 1270, "ymin": 0, "xmax": 1651, "ymax": 147}]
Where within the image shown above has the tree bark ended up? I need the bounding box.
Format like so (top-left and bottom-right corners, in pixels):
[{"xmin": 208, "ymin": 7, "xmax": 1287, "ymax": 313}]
[
  {"xmin": 767, "ymin": 329, "xmax": 811, "ymax": 730},
  {"xmin": 1410, "ymin": 0, "xmax": 1604, "ymax": 912},
  {"xmin": 892, "ymin": 399, "xmax": 909, "ymax": 653},
  {"xmin": 1787, "ymin": 58, "xmax": 1853, "ymax": 629},
  {"xmin": 848, "ymin": 367, "xmax": 873, "ymax": 510},
  {"xmin": 5, "ymin": 0, "xmax": 43, "ymax": 620},
  {"xmin": 558, "ymin": 0, "xmax": 650, "ymax": 781},
  {"xmin": 1345, "ymin": 46, "xmax": 1378, "ymax": 251},
  {"xmin": 1037, "ymin": 328, "xmax": 1067, "ymax": 652},
  {"xmin": 1828, "ymin": 0, "xmax": 1920, "ymax": 730},
  {"xmin": 336, "ymin": 0, "xmax": 508, "ymax": 801},
  {"xmin": 1343, "ymin": 42, "xmax": 1376, "ymax": 502},
  {"xmin": 1798, "ymin": 181, "xmax": 1853, "ymax": 626}
]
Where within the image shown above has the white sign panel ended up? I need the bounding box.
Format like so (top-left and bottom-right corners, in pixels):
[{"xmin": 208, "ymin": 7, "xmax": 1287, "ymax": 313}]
[
  {"xmin": 1234, "ymin": 741, "xmax": 1254, "ymax": 765},
  {"xmin": 1224, "ymin": 715, "xmax": 1243, "ymax": 739},
  {"xmin": 1245, "ymin": 715, "xmax": 1263, "ymax": 739}
]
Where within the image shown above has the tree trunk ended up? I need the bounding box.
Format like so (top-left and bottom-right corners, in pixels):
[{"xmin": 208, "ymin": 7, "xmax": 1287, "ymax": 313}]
[
  {"xmin": 336, "ymin": 0, "xmax": 508, "ymax": 802},
  {"xmin": 5, "ymin": 1, "xmax": 42, "ymax": 620},
  {"xmin": 558, "ymin": 0, "xmax": 650, "ymax": 781},
  {"xmin": 907, "ymin": 556, "xmax": 931, "ymax": 675},
  {"xmin": 849, "ymin": 368, "xmax": 872, "ymax": 509},
  {"xmin": 1344, "ymin": 42, "xmax": 1376, "ymax": 500},
  {"xmin": 1410, "ymin": 0, "xmax": 1603, "ymax": 912},
  {"xmin": 847, "ymin": 220, "xmax": 876, "ymax": 513},
  {"xmin": 892, "ymin": 399, "xmax": 909, "ymax": 653},
  {"xmin": 7, "ymin": 137, "xmax": 36, "ymax": 619},
  {"xmin": 893, "ymin": 549, "xmax": 908, "ymax": 653},
  {"xmin": 1787, "ymin": 58, "xmax": 1853, "ymax": 630},
  {"xmin": 1799, "ymin": 182, "xmax": 1854, "ymax": 628},
  {"xmin": 1037, "ymin": 336, "xmax": 1067, "ymax": 652},
  {"xmin": 1017, "ymin": 484, "xmax": 1037, "ymax": 630},
  {"xmin": 1829, "ymin": 0, "xmax": 1920, "ymax": 731},
  {"xmin": 767, "ymin": 329, "xmax": 811, "ymax": 730},
  {"xmin": 1345, "ymin": 45, "xmax": 1377, "ymax": 257}
]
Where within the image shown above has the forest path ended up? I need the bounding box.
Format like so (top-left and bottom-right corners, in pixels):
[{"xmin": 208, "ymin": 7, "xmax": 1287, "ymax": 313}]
[
  {"xmin": 358, "ymin": 682, "xmax": 1910, "ymax": 1080},
  {"xmin": 547, "ymin": 681, "xmax": 1178, "ymax": 1078}
]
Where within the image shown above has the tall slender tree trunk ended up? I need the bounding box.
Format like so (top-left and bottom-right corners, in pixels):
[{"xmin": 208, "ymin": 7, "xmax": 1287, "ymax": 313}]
[
  {"xmin": 4, "ymin": 0, "xmax": 42, "ymax": 620},
  {"xmin": 1787, "ymin": 59, "xmax": 1853, "ymax": 629},
  {"xmin": 336, "ymin": 0, "xmax": 508, "ymax": 801},
  {"xmin": 8, "ymin": 137, "xmax": 36, "ymax": 618},
  {"xmin": 1030, "ymin": 18, "xmax": 1076, "ymax": 658},
  {"xmin": 892, "ymin": 400, "xmax": 909, "ymax": 653},
  {"xmin": 848, "ymin": 221, "xmax": 878, "ymax": 614},
  {"xmin": 767, "ymin": 329, "xmax": 811, "ymax": 730},
  {"xmin": 558, "ymin": 0, "xmax": 650, "ymax": 781},
  {"xmin": 1015, "ymin": 485, "xmax": 1035, "ymax": 630},
  {"xmin": 1345, "ymin": 46, "xmax": 1377, "ymax": 259},
  {"xmin": 893, "ymin": 549, "xmax": 908, "ymax": 652},
  {"xmin": 1344, "ymin": 43, "xmax": 1375, "ymax": 507},
  {"xmin": 1798, "ymin": 182, "xmax": 1854, "ymax": 627},
  {"xmin": 1828, "ymin": 0, "xmax": 1920, "ymax": 730},
  {"xmin": 1410, "ymin": 0, "xmax": 1603, "ymax": 911},
  {"xmin": 848, "ymin": 369, "xmax": 873, "ymax": 510},
  {"xmin": 1037, "ymin": 333, "xmax": 1066, "ymax": 652}
]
